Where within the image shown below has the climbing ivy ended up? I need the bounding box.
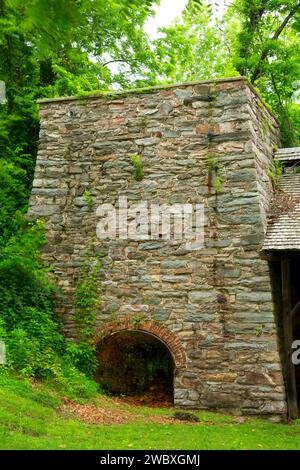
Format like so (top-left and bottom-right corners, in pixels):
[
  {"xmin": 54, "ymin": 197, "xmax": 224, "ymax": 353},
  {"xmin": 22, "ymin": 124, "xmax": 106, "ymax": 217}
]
[
  {"xmin": 207, "ymin": 155, "xmax": 223, "ymax": 193},
  {"xmin": 268, "ymin": 159, "xmax": 284, "ymax": 189},
  {"xmin": 73, "ymin": 247, "xmax": 103, "ymax": 343},
  {"xmin": 204, "ymin": 82, "xmax": 223, "ymax": 194}
]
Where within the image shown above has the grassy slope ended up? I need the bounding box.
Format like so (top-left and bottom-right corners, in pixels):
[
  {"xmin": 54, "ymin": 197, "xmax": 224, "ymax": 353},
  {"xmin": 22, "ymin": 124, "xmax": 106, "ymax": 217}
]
[{"xmin": 1, "ymin": 373, "xmax": 300, "ymax": 450}]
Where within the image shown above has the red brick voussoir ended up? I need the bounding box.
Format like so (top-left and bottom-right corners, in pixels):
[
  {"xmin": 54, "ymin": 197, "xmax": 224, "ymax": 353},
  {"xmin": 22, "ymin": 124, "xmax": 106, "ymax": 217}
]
[{"xmin": 94, "ymin": 319, "xmax": 187, "ymax": 368}]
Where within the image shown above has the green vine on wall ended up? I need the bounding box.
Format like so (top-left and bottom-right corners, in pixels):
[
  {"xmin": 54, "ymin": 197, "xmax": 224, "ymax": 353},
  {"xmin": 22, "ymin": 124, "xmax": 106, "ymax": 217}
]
[
  {"xmin": 207, "ymin": 155, "xmax": 223, "ymax": 193},
  {"xmin": 63, "ymin": 143, "xmax": 72, "ymax": 159},
  {"xmin": 129, "ymin": 153, "xmax": 144, "ymax": 181},
  {"xmin": 83, "ymin": 190, "xmax": 93, "ymax": 212},
  {"xmin": 205, "ymin": 83, "xmax": 223, "ymax": 194},
  {"xmin": 73, "ymin": 247, "xmax": 103, "ymax": 343},
  {"xmin": 268, "ymin": 159, "xmax": 284, "ymax": 189}
]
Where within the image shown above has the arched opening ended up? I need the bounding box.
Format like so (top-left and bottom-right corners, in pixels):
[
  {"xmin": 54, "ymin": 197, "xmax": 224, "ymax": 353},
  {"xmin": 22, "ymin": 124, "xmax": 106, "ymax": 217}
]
[{"xmin": 95, "ymin": 330, "xmax": 175, "ymax": 405}]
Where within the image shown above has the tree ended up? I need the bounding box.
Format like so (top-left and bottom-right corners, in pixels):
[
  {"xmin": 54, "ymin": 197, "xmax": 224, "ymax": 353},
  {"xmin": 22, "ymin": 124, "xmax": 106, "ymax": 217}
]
[
  {"xmin": 150, "ymin": 0, "xmax": 300, "ymax": 146},
  {"xmin": 0, "ymin": 0, "xmax": 160, "ymax": 235},
  {"xmin": 232, "ymin": 0, "xmax": 300, "ymax": 145},
  {"xmin": 148, "ymin": 0, "xmax": 237, "ymax": 84},
  {"xmin": 0, "ymin": 0, "xmax": 160, "ymax": 382}
]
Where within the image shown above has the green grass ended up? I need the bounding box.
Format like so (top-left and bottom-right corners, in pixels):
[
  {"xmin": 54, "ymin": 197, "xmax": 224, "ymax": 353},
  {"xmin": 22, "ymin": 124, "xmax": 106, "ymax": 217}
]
[{"xmin": 1, "ymin": 371, "xmax": 300, "ymax": 450}]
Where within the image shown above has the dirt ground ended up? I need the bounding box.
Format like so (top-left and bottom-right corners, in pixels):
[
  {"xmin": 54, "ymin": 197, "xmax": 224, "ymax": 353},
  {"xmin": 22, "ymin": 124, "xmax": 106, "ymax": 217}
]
[{"xmin": 59, "ymin": 392, "xmax": 175, "ymax": 425}]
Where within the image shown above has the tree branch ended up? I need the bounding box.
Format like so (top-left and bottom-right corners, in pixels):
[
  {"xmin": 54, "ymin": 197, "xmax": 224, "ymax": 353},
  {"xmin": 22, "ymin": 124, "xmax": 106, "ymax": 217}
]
[
  {"xmin": 270, "ymin": 70, "xmax": 296, "ymax": 146},
  {"xmin": 102, "ymin": 59, "xmax": 135, "ymax": 67},
  {"xmin": 251, "ymin": 3, "xmax": 300, "ymax": 83},
  {"xmin": 217, "ymin": 25, "xmax": 231, "ymax": 55}
]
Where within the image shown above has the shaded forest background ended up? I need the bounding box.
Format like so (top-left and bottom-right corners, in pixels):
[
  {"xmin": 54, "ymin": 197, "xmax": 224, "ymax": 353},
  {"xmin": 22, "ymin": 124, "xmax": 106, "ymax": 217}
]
[{"xmin": 0, "ymin": 0, "xmax": 300, "ymax": 394}]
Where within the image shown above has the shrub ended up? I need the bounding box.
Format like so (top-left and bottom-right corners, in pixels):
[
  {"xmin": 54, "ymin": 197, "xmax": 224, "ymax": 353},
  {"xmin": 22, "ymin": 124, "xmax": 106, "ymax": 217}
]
[
  {"xmin": 0, "ymin": 219, "xmax": 99, "ymax": 395},
  {"xmin": 65, "ymin": 341, "xmax": 98, "ymax": 378},
  {"xmin": 54, "ymin": 362, "xmax": 99, "ymax": 402}
]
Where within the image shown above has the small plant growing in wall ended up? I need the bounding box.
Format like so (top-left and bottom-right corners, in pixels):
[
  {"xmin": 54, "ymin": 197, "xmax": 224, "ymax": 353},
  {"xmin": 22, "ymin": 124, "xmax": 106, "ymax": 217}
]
[
  {"xmin": 207, "ymin": 156, "xmax": 223, "ymax": 193},
  {"xmin": 110, "ymin": 312, "xmax": 121, "ymax": 325},
  {"xmin": 63, "ymin": 144, "xmax": 71, "ymax": 159},
  {"xmin": 132, "ymin": 314, "xmax": 142, "ymax": 327},
  {"xmin": 254, "ymin": 324, "xmax": 265, "ymax": 337},
  {"xmin": 213, "ymin": 174, "xmax": 223, "ymax": 193},
  {"xmin": 83, "ymin": 190, "xmax": 93, "ymax": 212},
  {"xmin": 268, "ymin": 159, "xmax": 284, "ymax": 188},
  {"xmin": 129, "ymin": 153, "xmax": 144, "ymax": 181},
  {"xmin": 138, "ymin": 116, "xmax": 147, "ymax": 130}
]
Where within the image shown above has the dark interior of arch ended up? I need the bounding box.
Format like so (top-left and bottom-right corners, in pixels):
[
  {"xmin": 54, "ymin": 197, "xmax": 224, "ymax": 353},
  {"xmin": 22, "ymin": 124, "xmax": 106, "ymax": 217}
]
[{"xmin": 95, "ymin": 330, "xmax": 174, "ymax": 403}]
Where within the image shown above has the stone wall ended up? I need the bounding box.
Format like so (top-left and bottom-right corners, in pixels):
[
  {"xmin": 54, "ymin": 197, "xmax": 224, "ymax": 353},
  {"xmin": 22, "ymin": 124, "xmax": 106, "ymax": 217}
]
[{"xmin": 28, "ymin": 77, "xmax": 287, "ymax": 418}]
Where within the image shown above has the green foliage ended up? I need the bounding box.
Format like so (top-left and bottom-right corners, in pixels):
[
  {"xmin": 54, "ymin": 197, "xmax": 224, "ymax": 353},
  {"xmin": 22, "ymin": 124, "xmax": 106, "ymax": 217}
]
[
  {"xmin": 132, "ymin": 314, "xmax": 142, "ymax": 326},
  {"xmin": 0, "ymin": 217, "xmax": 98, "ymax": 386},
  {"xmin": 0, "ymin": 0, "xmax": 162, "ymax": 394},
  {"xmin": 0, "ymin": 221, "xmax": 49, "ymax": 306},
  {"xmin": 0, "ymin": 0, "xmax": 161, "ymax": 214},
  {"xmin": 0, "ymin": 159, "xmax": 28, "ymax": 243},
  {"xmin": 65, "ymin": 341, "xmax": 97, "ymax": 378},
  {"xmin": 83, "ymin": 190, "xmax": 93, "ymax": 212},
  {"xmin": 254, "ymin": 324, "xmax": 264, "ymax": 337},
  {"xmin": 129, "ymin": 153, "xmax": 144, "ymax": 181},
  {"xmin": 145, "ymin": 0, "xmax": 300, "ymax": 145},
  {"xmin": 231, "ymin": 0, "xmax": 300, "ymax": 145},
  {"xmin": 207, "ymin": 156, "xmax": 223, "ymax": 193},
  {"xmin": 73, "ymin": 250, "xmax": 103, "ymax": 343},
  {"xmin": 0, "ymin": 220, "xmax": 55, "ymax": 322},
  {"xmin": 53, "ymin": 362, "xmax": 99, "ymax": 401},
  {"xmin": 213, "ymin": 175, "xmax": 223, "ymax": 193},
  {"xmin": 5, "ymin": 326, "xmax": 62, "ymax": 378},
  {"xmin": 268, "ymin": 159, "xmax": 284, "ymax": 187},
  {"xmin": 207, "ymin": 157, "xmax": 220, "ymax": 173},
  {"xmin": 148, "ymin": 1, "xmax": 237, "ymax": 83},
  {"xmin": 0, "ymin": 220, "xmax": 64, "ymax": 379}
]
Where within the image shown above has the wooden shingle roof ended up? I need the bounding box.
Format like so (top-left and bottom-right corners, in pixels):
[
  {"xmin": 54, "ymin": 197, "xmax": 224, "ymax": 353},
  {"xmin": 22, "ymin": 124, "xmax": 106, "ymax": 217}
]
[
  {"xmin": 274, "ymin": 147, "xmax": 300, "ymax": 162},
  {"xmin": 263, "ymin": 148, "xmax": 300, "ymax": 251}
]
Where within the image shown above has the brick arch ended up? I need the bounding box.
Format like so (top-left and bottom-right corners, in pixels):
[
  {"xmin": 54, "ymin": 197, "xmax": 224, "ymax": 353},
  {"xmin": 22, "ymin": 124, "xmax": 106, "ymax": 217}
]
[{"xmin": 94, "ymin": 319, "xmax": 187, "ymax": 368}]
